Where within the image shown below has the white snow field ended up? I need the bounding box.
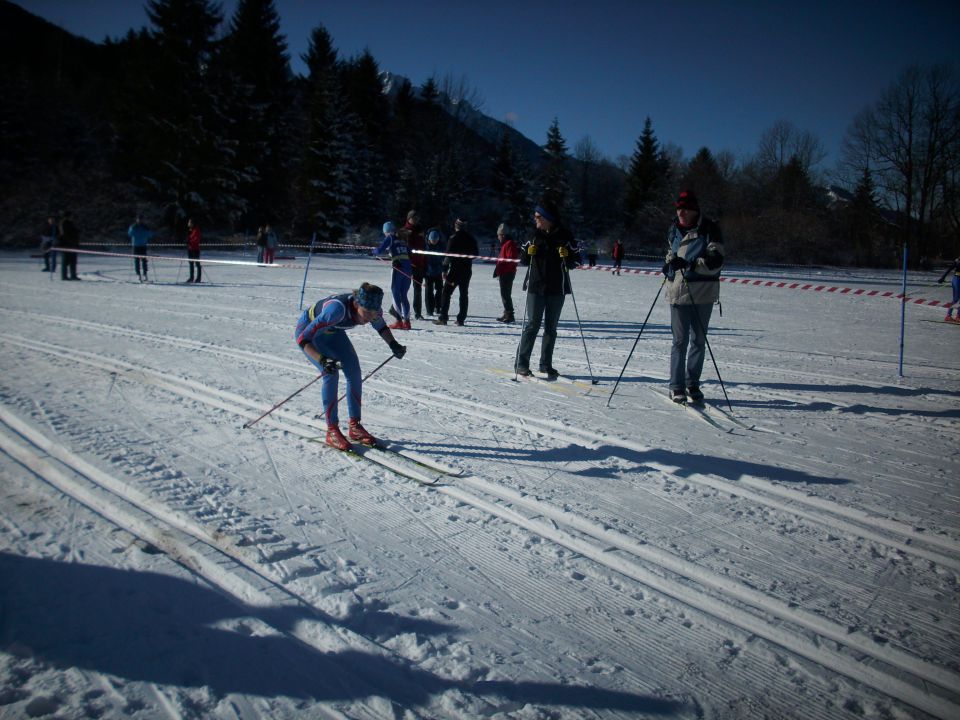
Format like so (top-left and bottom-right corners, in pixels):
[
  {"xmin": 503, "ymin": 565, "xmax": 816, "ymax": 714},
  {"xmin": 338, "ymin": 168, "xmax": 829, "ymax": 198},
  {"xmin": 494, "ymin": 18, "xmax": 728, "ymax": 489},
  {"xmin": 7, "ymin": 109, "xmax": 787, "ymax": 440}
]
[{"xmin": 1, "ymin": 247, "xmax": 958, "ymax": 720}]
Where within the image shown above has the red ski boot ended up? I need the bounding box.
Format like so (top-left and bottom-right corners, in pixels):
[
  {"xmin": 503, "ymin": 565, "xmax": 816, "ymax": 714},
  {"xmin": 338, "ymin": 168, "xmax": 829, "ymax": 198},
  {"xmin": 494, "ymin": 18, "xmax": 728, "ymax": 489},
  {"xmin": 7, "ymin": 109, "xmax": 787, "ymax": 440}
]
[
  {"xmin": 348, "ymin": 418, "xmax": 378, "ymax": 446},
  {"xmin": 325, "ymin": 424, "xmax": 350, "ymax": 451}
]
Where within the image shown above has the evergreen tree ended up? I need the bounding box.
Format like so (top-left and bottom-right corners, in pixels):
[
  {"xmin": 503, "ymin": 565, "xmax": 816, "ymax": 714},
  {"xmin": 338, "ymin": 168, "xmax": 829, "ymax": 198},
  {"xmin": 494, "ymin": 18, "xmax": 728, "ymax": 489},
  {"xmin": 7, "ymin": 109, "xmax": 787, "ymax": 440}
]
[
  {"xmin": 340, "ymin": 50, "xmax": 391, "ymax": 223},
  {"xmin": 132, "ymin": 0, "xmax": 233, "ymax": 227},
  {"xmin": 624, "ymin": 118, "xmax": 669, "ymax": 221},
  {"xmin": 540, "ymin": 117, "xmax": 570, "ymax": 209},
  {"xmin": 217, "ymin": 0, "xmax": 293, "ymax": 226},
  {"xmin": 848, "ymin": 167, "xmax": 882, "ymax": 265},
  {"xmin": 296, "ymin": 25, "xmax": 353, "ymax": 243},
  {"xmin": 682, "ymin": 147, "xmax": 728, "ymax": 216},
  {"xmin": 492, "ymin": 130, "xmax": 532, "ymax": 231}
]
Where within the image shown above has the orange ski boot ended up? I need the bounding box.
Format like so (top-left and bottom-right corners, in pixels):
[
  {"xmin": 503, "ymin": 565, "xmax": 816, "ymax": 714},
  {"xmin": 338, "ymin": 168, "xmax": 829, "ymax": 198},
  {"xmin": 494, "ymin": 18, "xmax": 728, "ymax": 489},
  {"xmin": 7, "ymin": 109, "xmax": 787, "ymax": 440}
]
[
  {"xmin": 325, "ymin": 424, "xmax": 350, "ymax": 451},
  {"xmin": 348, "ymin": 418, "xmax": 378, "ymax": 446}
]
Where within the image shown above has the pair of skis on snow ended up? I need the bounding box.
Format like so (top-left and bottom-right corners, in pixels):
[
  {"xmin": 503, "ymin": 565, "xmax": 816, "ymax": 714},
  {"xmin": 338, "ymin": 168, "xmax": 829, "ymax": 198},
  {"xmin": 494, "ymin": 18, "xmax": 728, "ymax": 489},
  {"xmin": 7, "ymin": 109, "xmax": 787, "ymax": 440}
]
[{"xmin": 312, "ymin": 436, "xmax": 461, "ymax": 485}]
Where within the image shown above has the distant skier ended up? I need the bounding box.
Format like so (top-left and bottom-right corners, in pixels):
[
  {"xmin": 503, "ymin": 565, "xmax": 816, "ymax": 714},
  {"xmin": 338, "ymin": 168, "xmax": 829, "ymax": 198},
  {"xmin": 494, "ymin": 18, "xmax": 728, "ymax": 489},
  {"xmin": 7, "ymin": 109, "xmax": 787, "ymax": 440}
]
[
  {"xmin": 128, "ymin": 214, "xmax": 154, "ymax": 281},
  {"xmin": 295, "ymin": 283, "xmax": 407, "ymax": 450},
  {"xmin": 662, "ymin": 190, "xmax": 724, "ymax": 404},
  {"xmin": 937, "ymin": 258, "xmax": 960, "ymax": 322},
  {"xmin": 373, "ymin": 221, "xmax": 413, "ymax": 329}
]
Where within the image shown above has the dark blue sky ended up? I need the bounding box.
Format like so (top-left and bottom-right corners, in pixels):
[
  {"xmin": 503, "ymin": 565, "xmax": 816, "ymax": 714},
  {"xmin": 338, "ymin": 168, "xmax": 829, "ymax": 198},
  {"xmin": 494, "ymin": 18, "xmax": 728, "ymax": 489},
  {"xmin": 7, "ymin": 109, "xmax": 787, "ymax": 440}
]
[{"xmin": 15, "ymin": 0, "xmax": 960, "ymax": 173}]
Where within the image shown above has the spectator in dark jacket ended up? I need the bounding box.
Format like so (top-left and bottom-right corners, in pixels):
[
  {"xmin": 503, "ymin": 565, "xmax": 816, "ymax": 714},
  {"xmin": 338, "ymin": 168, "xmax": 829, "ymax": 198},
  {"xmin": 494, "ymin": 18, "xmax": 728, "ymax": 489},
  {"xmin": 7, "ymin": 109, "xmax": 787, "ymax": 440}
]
[
  {"xmin": 58, "ymin": 211, "xmax": 80, "ymax": 281},
  {"xmin": 423, "ymin": 228, "xmax": 445, "ymax": 316},
  {"xmin": 187, "ymin": 218, "xmax": 202, "ymax": 283},
  {"xmin": 434, "ymin": 218, "xmax": 478, "ymax": 326},
  {"xmin": 514, "ymin": 198, "xmax": 577, "ymax": 378}
]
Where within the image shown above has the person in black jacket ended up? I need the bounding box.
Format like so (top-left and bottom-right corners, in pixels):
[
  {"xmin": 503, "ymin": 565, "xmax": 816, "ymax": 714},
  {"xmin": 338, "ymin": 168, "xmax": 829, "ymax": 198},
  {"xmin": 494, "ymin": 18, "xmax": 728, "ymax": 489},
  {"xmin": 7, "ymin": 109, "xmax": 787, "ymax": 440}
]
[
  {"xmin": 514, "ymin": 198, "xmax": 577, "ymax": 378},
  {"xmin": 433, "ymin": 218, "xmax": 478, "ymax": 325},
  {"xmin": 58, "ymin": 211, "xmax": 80, "ymax": 281}
]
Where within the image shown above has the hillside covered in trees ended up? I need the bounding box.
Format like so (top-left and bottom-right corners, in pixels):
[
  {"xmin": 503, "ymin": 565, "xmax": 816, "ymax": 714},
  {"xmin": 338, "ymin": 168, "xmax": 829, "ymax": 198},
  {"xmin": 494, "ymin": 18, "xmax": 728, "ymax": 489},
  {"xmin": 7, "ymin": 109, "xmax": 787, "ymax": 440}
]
[{"xmin": 1, "ymin": 0, "xmax": 957, "ymax": 266}]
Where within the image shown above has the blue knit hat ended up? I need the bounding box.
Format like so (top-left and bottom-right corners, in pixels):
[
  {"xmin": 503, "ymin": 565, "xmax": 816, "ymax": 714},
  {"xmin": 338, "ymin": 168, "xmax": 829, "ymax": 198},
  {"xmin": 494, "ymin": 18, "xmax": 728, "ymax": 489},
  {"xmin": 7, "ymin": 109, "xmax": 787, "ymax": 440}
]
[
  {"xmin": 356, "ymin": 284, "xmax": 383, "ymax": 311},
  {"xmin": 382, "ymin": 221, "xmax": 396, "ymax": 235},
  {"xmin": 534, "ymin": 198, "xmax": 559, "ymax": 224},
  {"xmin": 427, "ymin": 230, "xmax": 441, "ymax": 243}
]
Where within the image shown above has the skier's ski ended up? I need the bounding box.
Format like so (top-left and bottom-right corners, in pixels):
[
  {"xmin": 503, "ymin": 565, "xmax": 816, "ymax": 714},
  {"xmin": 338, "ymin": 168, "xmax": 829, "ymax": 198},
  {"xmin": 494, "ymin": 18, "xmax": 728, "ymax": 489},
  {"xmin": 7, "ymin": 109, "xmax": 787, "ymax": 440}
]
[
  {"xmin": 486, "ymin": 367, "xmax": 585, "ymax": 396},
  {"xmin": 921, "ymin": 319, "xmax": 960, "ymax": 326},
  {"xmin": 310, "ymin": 438, "xmax": 446, "ymax": 485},
  {"xmin": 682, "ymin": 399, "xmax": 733, "ymax": 432},
  {"xmin": 651, "ymin": 387, "xmax": 733, "ymax": 433},
  {"xmin": 378, "ymin": 442, "xmax": 464, "ymax": 476}
]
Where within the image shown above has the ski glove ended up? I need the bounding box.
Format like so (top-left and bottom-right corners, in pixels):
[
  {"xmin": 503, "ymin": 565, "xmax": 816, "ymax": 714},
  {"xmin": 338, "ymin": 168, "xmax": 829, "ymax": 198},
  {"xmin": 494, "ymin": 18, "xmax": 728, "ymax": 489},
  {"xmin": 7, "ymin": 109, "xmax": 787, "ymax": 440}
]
[
  {"xmin": 527, "ymin": 244, "xmax": 537, "ymax": 256},
  {"xmin": 704, "ymin": 248, "xmax": 723, "ymax": 270},
  {"xmin": 558, "ymin": 246, "xmax": 569, "ymax": 258},
  {"xmin": 389, "ymin": 340, "xmax": 407, "ymax": 359},
  {"xmin": 668, "ymin": 256, "xmax": 689, "ymax": 271}
]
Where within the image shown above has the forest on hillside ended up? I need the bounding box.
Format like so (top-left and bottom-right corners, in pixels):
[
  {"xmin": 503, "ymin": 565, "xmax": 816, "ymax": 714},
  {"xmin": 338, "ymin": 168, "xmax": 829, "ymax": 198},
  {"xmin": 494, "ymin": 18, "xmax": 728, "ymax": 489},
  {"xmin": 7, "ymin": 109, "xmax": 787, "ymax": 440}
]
[{"xmin": 0, "ymin": 0, "xmax": 957, "ymax": 266}]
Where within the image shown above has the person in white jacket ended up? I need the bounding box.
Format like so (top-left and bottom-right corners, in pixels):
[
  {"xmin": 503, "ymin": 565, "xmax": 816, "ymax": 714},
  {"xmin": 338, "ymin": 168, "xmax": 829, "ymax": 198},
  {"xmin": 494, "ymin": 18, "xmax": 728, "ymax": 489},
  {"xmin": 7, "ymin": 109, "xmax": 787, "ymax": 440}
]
[{"xmin": 662, "ymin": 190, "xmax": 724, "ymax": 404}]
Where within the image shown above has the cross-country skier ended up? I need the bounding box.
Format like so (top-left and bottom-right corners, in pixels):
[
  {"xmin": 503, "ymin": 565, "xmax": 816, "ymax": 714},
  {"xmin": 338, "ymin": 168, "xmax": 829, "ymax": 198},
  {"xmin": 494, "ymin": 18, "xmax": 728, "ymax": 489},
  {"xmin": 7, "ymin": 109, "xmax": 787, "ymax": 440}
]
[
  {"xmin": 373, "ymin": 221, "xmax": 413, "ymax": 329},
  {"xmin": 295, "ymin": 283, "xmax": 407, "ymax": 450},
  {"xmin": 662, "ymin": 190, "xmax": 724, "ymax": 404},
  {"xmin": 937, "ymin": 258, "xmax": 960, "ymax": 322}
]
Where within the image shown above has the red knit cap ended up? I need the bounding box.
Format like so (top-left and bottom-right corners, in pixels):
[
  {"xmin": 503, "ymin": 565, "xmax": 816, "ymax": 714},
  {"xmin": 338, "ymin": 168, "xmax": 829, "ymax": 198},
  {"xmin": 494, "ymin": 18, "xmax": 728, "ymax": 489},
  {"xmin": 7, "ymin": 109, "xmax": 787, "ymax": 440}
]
[{"xmin": 675, "ymin": 190, "xmax": 700, "ymax": 211}]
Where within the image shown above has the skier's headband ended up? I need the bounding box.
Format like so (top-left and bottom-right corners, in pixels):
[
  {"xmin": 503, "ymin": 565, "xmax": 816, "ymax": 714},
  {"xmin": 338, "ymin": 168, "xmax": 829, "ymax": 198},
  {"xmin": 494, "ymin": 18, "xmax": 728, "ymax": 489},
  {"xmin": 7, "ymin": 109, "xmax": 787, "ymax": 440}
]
[
  {"xmin": 534, "ymin": 205, "xmax": 557, "ymax": 224},
  {"xmin": 356, "ymin": 285, "xmax": 383, "ymax": 311}
]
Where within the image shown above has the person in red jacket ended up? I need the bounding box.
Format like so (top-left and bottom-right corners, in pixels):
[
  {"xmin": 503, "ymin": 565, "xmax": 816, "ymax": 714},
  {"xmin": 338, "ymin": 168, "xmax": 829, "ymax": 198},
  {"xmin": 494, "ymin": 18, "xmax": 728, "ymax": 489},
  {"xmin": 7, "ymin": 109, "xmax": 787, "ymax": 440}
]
[
  {"xmin": 402, "ymin": 210, "xmax": 427, "ymax": 320},
  {"xmin": 186, "ymin": 218, "xmax": 202, "ymax": 283},
  {"xmin": 493, "ymin": 223, "xmax": 520, "ymax": 322},
  {"xmin": 612, "ymin": 238, "xmax": 625, "ymax": 275}
]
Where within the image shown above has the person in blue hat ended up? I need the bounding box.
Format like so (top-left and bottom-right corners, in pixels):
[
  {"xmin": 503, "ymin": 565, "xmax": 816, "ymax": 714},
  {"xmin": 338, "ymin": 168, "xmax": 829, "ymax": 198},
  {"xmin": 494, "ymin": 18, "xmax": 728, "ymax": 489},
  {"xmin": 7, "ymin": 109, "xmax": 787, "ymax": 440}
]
[
  {"xmin": 373, "ymin": 220, "xmax": 413, "ymax": 329},
  {"xmin": 515, "ymin": 198, "xmax": 577, "ymax": 378},
  {"xmin": 295, "ymin": 282, "xmax": 407, "ymax": 450}
]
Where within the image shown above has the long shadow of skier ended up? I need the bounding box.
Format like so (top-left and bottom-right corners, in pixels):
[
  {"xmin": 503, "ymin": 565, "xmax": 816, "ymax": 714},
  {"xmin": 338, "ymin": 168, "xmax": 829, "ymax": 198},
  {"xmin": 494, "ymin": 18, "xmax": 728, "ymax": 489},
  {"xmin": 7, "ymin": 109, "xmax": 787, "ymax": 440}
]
[{"xmin": 0, "ymin": 552, "xmax": 687, "ymax": 714}]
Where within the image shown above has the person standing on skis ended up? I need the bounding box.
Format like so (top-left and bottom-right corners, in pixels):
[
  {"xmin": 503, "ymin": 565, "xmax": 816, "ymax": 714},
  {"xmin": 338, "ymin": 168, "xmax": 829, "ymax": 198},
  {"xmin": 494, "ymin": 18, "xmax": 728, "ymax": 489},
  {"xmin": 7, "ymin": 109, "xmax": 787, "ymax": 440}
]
[
  {"xmin": 295, "ymin": 283, "xmax": 407, "ymax": 449},
  {"xmin": 514, "ymin": 198, "xmax": 577, "ymax": 378},
  {"xmin": 662, "ymin": 189, "xmax": 724, "ymax": 404},
  {"xmin": 373, "ymin": 221, "xmax": 413, "ymax": 330}
]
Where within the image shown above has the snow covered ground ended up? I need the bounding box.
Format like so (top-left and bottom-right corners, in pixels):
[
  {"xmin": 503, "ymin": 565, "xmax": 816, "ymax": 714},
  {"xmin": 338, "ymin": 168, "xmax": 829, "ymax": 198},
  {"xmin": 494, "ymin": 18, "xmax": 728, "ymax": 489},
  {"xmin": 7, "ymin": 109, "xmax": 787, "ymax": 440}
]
[{"xmin": 1, "ymin": 248, "xmax": 958, "ymax": 720}]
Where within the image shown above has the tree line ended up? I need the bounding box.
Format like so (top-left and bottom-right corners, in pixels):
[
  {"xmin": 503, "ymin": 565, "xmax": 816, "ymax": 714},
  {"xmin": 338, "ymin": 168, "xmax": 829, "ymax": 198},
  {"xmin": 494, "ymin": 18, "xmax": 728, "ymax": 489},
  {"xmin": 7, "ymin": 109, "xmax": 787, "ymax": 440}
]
[{"xmin": 1, "ymin": 0, "xmax": 957, "ymax": 267}]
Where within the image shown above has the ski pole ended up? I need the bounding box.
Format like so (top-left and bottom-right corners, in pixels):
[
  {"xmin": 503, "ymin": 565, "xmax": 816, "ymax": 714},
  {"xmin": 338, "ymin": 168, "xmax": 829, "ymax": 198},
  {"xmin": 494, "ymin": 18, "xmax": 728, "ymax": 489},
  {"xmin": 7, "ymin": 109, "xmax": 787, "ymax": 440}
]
[
  {"xmin": 607, "ymin": 277, "xmax": 665, "ymax": 407},
  {"xmin": 243, "ymin": 373, "xmax": 325, "ymax": 429},
  {"xmin": 336, "ymin": 354, "xmax": 394, "ymax": 402},
  {"xmin": 373, "ymin": 255, "xmax": 423, "ymax": 286},
  {"xmin": 562, "ymin": 262, "xmax": 598, "ymax": 384},
  {"xmin": 680, "ymin": 269, "xmax": 732, "ymax": 411},
  {"xmin": 299, "ymin": 232, "xmax": 317, "ymax": 311}
]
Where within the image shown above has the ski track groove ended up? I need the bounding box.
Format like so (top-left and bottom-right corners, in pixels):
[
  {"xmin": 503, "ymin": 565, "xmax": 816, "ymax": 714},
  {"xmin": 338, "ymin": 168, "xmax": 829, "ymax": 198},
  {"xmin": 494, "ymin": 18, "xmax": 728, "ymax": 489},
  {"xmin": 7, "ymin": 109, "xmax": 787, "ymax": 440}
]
[{"xmin": 2, "ymin": 332, "xmax": 959, "ymax": 717}]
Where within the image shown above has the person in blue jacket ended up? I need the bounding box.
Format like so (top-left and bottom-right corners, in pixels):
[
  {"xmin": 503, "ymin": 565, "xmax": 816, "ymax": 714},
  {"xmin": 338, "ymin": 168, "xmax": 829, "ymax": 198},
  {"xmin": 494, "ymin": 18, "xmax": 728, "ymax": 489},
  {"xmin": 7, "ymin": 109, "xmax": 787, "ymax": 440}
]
[
  {"xmin": 372, "ymin": 221, "xmax": 413, "ymax": 329},
  {"xmin": 295, "ymin": 283, "xmax": 407, "ymax": 450},
  {"xmin": 128, "ymin": 215, "xmax": 154, "ymax": 281},
  {"xmin": 937, "ymin": 258, "xmax": 960, "ymax": 322}
]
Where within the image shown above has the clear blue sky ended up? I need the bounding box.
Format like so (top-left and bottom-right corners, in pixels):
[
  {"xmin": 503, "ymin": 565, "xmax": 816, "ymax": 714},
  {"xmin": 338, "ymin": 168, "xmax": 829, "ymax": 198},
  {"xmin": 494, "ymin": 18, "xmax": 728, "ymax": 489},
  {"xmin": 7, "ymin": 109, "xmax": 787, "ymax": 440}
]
[{"xmin": 15, "ymin": 0, "xmax": 960, "ymax": 173}]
